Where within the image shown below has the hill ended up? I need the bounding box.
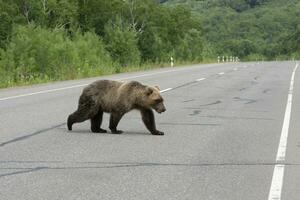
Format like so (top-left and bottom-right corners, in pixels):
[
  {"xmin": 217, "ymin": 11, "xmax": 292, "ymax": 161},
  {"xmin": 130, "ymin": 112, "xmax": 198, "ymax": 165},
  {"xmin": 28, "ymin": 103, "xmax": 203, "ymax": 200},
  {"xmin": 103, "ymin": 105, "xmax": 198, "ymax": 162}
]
[{"xmin": 163, "ymin": 0, "xmax": 300, "ymax": 60}]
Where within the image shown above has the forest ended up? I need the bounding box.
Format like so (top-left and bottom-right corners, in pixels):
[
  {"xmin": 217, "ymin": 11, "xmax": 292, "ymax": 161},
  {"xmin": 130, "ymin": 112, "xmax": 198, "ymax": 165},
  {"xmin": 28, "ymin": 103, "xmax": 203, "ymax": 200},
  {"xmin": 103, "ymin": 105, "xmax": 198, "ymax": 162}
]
[
  {"xmin": 165, "ymin": 0, "xmax": 300, "ymax": 60},
  {"xmin": 0, "ymin": 0, "xmax": 299, "ymax": 88}
]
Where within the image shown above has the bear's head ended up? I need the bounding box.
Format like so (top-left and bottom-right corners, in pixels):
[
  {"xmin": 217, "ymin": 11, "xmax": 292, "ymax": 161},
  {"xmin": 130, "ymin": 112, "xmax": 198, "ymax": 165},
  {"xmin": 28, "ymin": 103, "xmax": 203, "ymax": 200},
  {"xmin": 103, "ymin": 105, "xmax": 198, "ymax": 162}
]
[{"xmin": 142, "ymin": 86, "xmax": 166, "ymax": 113}]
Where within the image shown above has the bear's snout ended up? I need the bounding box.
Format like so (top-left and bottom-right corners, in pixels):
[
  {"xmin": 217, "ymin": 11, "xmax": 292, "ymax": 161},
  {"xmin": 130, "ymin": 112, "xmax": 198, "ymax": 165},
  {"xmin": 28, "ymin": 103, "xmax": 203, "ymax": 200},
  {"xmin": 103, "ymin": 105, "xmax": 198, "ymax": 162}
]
[
  {"xmin": 155, "ymin": 106, "xmax": 166, "ymax": 114},
  {"xmin": 160, "ymin": 107, "xmax": 166, "ymax": 113}
]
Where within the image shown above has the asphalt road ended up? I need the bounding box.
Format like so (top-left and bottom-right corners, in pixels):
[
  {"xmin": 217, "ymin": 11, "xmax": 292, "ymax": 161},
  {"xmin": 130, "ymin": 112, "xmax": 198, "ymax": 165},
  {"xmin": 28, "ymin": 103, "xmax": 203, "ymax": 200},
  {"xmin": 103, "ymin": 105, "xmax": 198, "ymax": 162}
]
[{"xmin": 0, "ymin": 61, "xmax": 299, "ymax": 200}]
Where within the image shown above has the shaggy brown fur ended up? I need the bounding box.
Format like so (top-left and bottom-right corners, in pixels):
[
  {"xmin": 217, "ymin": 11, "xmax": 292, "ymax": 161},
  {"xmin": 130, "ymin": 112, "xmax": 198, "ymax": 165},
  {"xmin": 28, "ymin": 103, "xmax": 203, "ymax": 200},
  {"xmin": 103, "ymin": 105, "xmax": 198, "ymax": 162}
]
[{"xmin": 67, "ymin": 80, "xmax": 166, "ymax": 135}]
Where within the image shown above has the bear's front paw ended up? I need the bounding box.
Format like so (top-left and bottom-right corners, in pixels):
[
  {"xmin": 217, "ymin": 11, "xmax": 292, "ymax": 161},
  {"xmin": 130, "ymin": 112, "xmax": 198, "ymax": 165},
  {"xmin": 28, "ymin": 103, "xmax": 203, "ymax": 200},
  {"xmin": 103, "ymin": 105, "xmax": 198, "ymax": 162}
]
[
  {"xmin": 110, "ymin": 129, "xmax": 123, "ymax": 134},
  {"xmin": 91, "ymin": 128, "xmax": 107, "ymax": 133},
  {"xmin": 151, "ymin": 130, "xmax": 164, "ymax": 136}
]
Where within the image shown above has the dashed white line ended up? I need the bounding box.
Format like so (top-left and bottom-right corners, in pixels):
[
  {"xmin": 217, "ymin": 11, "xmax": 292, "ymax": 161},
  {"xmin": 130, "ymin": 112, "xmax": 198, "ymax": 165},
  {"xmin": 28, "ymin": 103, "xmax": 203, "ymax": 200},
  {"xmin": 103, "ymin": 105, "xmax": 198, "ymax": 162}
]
[
  {"xmin": 218, "ymin": 72, "xmax": 225, "ymax": 75},
  {"xmin": 196, "ymin": 78, "xmax": 206, "ymax": 82},
  {"xmin": 268, "ymin": 63, "xmax": 298, "ymax": 200},
  {"xmin": 233, "ymin": 68, "xmax": 238, "ymax": 71}
]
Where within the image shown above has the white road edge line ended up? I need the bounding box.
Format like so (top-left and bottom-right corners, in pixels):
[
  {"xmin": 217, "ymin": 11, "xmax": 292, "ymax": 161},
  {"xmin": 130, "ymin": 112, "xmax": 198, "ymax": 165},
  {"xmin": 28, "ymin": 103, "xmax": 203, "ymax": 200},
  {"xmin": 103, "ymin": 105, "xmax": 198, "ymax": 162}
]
[
  {"xmin": 268, "ymin": 63, "xmax": 298, "ymax": 200},
  {"xmin": 0, "ymin": 84, "xmax": 89, "ymax": 101},
  {"xmin": 0, "ymin": 67, "xmax": 194, "ymax": 101},
  {"xmin": 160, "ymin": 88, "xmax": 172, "ymax": 93},
  {"xmin": 218, "ymin": 72, "xmax": 225, "ymax": 75},
  {"xmin": 196, "ymin": 78, "xmax": 206, "ymax": 81},
  {"xmin": 276, "ymin": 63, "xmax": 298, "ymax": 162}
]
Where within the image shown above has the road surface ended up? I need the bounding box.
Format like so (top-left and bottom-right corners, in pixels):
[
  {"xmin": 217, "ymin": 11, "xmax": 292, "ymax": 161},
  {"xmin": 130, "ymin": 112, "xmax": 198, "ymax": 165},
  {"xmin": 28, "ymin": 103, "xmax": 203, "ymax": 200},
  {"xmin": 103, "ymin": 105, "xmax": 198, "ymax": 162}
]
[{"xmin": 0, "ymin": 61, "xmax": 299, "ymax": 200}]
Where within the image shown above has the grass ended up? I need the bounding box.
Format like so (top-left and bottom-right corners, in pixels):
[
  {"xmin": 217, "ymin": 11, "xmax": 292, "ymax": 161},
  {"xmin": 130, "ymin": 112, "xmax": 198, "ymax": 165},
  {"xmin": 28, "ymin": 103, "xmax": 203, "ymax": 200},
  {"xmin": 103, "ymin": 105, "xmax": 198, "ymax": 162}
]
[{"xmin": 0, "ymin": 59, "xmax": 216, "ymax": 89}]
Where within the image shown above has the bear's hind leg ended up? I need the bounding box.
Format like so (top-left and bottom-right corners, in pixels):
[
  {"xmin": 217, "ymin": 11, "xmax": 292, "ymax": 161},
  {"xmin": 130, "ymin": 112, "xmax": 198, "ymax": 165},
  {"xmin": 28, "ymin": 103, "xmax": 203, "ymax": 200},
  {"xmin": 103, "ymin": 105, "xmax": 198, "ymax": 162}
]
[
  {"xmin": 67, "ymin": 110, "xmax": 90, "ymax": 131},
  {"xmin": 140, "ymin": 108, "xmax": 164, "ymax": 135},
  {"xmin": 109, "ymin": 113, "xmax": 124, "ymax": 134},
  {"xmin": 90, "ymin": 110, "xmax": 107, "ymax": 133}
]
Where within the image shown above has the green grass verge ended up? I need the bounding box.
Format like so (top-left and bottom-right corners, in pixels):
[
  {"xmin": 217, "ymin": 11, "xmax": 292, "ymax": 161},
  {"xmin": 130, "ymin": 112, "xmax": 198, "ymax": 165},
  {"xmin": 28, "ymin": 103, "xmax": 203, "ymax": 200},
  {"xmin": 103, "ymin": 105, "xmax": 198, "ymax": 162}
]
[{"xmin": 0, "ymin": 60, "xmax": 216, "ymax": 89}]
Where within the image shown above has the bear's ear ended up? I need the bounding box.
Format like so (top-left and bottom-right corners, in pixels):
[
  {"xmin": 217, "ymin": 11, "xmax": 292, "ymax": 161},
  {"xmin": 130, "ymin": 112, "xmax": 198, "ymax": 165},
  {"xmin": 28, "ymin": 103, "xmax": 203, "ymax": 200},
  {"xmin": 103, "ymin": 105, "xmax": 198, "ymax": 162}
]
[
  {"xmin": 154, "ymin": 86, "xmax": 160, "ymax": 91},
  {"xmin": 146, "ymin": 87, "xmax": 153, "ymax": 95}
]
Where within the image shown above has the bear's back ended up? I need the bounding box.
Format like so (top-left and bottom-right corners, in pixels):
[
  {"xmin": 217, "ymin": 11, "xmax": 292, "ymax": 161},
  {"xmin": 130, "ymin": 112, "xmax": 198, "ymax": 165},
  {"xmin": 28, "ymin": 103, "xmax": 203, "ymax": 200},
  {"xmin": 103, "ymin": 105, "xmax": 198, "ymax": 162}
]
[{"xmin": 82, "ymin": 80, "xmax": 146, "ymax": 113}]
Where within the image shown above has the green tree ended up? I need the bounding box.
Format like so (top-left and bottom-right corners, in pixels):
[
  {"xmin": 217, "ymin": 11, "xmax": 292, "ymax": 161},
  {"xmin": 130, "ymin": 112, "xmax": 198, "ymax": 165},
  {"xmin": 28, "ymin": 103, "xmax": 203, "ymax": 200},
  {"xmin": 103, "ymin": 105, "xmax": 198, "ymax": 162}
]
[
  {"xmin": 0, "ymin": 12, "xmax": 13, "ymax": 49},
  {"xmin": 78, "ymin": 0, "xmax": 124, "ymax": 36},
  {"xmin": 174, "ymin": 28, "xmax": 203, "ymax": 61},
  {"xmin": 104, "ymin": 18, "xmax": 141, "ymax": 67}
]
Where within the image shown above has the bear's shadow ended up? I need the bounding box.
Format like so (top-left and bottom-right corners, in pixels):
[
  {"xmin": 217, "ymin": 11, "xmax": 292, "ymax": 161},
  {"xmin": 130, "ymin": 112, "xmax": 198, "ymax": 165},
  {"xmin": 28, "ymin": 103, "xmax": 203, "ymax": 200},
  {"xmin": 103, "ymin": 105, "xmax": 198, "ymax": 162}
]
[{"xmin": 65, "ymin": 129, "xmax": 152, "ymax": 136}]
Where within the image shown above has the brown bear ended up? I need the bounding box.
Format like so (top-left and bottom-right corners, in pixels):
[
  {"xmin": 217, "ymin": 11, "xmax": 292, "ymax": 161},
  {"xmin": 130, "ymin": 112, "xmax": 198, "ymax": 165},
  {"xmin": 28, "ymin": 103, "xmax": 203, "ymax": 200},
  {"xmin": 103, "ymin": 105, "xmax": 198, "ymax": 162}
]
[{"xmin": 67, "ymin": 80, "xmax": 166, "ymax": 135}]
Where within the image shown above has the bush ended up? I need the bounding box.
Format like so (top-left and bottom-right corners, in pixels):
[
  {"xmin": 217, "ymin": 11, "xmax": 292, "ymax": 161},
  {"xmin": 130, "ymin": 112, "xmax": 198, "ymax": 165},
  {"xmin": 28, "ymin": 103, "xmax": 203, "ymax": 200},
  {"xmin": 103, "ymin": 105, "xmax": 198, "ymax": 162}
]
[
  {"xmin": 0, "ymin": 12, "xmax": 12, "ymax": 49},
  {"xmin": 0, "ymin": 25, "xmax": 115, "ymax": 87},
  {"xmin": 244, "ymin": 53, "xmax": 267, "ymax": 61}
]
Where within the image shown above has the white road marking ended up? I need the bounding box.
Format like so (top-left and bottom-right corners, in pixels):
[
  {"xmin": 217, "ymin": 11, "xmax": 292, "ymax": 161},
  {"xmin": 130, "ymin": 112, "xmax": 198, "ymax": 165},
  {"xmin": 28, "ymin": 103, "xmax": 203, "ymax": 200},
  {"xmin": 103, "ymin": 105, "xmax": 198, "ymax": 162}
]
[
  {"xmin": 268, "ymin": 165, "xmax": 285, "ymax": 200},
  {"xmin": 218, "ymin": 72, "xmax": 225, "ymax": 75},
  {"xmin": 0, "ymin": 67, "xmax": 197, "ymax": 101},
  {"xmin": 268, "ymin": 63, "xmax": 298, "ymax": 200},
  {"xmin": 196, "ymin": 78, "xmax": 206, "ymax": 81},
  {"xmin": 0, "ymin": 84, "xmax": 88, "ymax": 101},
  {"xmin": 233, "ymin": 68, "xmax": 238, "ymax": 71},
  {"xmin": 276, "ymin": 63, "xmax": 298, "ymax": 162},
  {"xmin": 160, "ymin": 88, "xmax": 173, "ymax": 93}
]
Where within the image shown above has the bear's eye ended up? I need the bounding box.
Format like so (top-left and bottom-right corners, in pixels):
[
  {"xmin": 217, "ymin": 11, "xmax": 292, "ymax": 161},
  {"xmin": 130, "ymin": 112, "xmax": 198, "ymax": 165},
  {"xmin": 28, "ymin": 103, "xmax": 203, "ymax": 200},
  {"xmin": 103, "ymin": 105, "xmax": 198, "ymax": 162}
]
[{"xmin": 155, "ymin": 99, "xmax": 162, "ymax": 103}]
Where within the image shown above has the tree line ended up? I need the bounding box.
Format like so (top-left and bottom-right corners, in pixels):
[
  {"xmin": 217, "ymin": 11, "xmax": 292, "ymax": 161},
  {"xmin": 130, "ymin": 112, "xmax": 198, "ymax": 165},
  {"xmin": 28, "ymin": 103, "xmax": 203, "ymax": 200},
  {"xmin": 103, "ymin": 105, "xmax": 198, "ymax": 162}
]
[
  {"xmin": 0, "ymin": 0, "xmax": 204, "ymax": 88},
  {"xmin": 0, "ymin": 0, "xmax": 299, "ymax": 88}
]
